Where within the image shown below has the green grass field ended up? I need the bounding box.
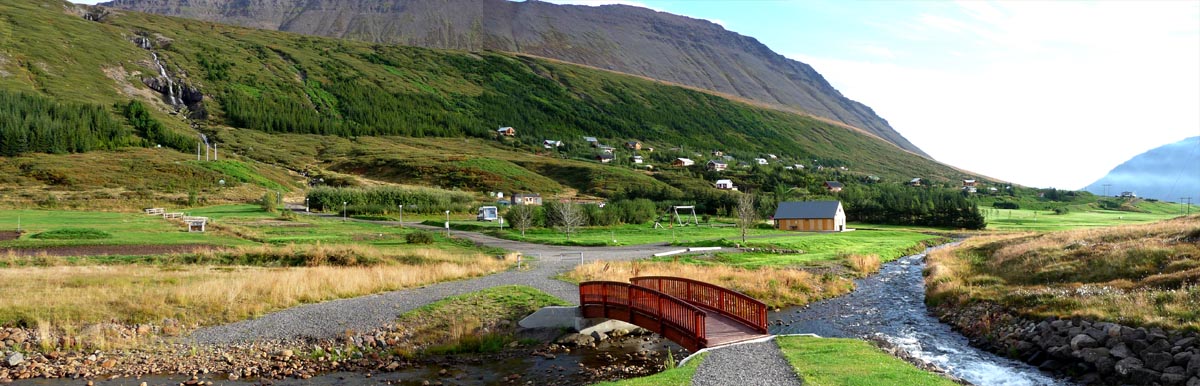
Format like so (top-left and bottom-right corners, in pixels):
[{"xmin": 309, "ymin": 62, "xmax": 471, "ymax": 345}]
[
  {"xmin": 980, "ymin": 204, "xmax": 1184, "ymax": 231},
  {"xmin": 776, "ymin": 336, "xmax": 959, "ymax": 386},
  {"xmin": 0, "ymin": 208, "xmax": 251, "ymax": 248},
  {"xmin": 487, "ymin": 221, "xmax": 789, "ymax": 246},
  {"xmin": 667, "ymin": 230, "xmax": 944, "ymax": 268}
]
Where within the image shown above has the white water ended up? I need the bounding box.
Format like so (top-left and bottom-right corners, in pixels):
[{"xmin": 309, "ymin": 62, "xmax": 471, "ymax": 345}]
[{"xmin": 150, "ymin": 52, "xmax": 179, "ymax": 108}]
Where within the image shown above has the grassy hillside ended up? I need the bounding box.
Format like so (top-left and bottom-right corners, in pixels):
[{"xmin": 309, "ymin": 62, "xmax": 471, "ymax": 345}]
[{"xmin": 0, "ymin": 0, "xmax": 974, "ymax": 203}]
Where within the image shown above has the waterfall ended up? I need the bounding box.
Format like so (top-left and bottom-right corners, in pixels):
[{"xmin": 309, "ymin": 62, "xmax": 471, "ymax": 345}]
[{"xmin": 151, "ymin": 52, "xmax": 179, "ymax": 108}]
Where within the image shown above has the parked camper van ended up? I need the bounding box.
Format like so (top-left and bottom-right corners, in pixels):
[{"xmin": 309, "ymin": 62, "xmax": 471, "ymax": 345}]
[{"xmin": 477, "ymin": 206, "xmax": 499, "ymax": 221}]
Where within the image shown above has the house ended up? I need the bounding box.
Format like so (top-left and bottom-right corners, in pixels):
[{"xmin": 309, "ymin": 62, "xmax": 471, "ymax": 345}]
[
  {"xmin": 767, "ymin": 154, "xmax": 778, "ymax": 160},
  {"xmin": 988, "ymin": 187, "xmax": 999, "ymax": 193},
  {"xmin": 599, "ymin": 145, "xmax": 616, "ymax": 154},
  {"xmin": 712, "ymin": 150, "xmax": 724, "ymax": 157},
  {"xmin": 824, "ymin": 181, "xmax": 844, "ymax": 192},
  {"xmin": 631, "ymin": 155, "xmax": 644, "ymax": 164},
  {"xmin": 706, "ymin": 160, "xmax": 727, "ymax": 171},
  {"xmin": 673, "ymin": 158, "xmax": 695, "ymax": 167},
  {"xmin": 864, "ymin": 175, "xmax": 880, "ymax": 184},
  {"xmin": 909, "ymin": 178, "xmax": 923, "ymax": 187},
  {"xmin": 715, "ymin": 179, "xmax": 737, "ymax": 190},
  {"xmin": 773, "ymin": 201, "xmax": 846, "ymax": 232},
  {"xmin": 511, "ymin": 193, "xmax": 542, "ymax": 206},
  {"xmin": 1121, "ymin": 191, "xmax": 1137, "ymax": 198},
  {"xmin": 754, "ymin": 158, "xmax": 769, "ymax": 165},
  {"xmin": 625, "ymin": 141, "xmax": 642, "ymax": 150},
  {"xmin": 596, "ymin": 153, "xmax": 614, "ymax": 163},
  {"xmin": 793, "ymin": 164, "xmax": 804, "ymax": 170},
  {"xmin": 497, "ymin": 126, "xmax": 515, "ymax": 136},
  {"xmin": 543, "ymin": 140, "xmax": 563, "ymax": 149},
  {"xmin": 583, "ymin": 136, "xmax": 599, "ymax": 147},
  {"xmin": 723, "ymin": 155, "xmax": 736, "ymax": 161},
  {"xmin": 963, "ymin": 179, "xmax": 978, "ymax": 193}
]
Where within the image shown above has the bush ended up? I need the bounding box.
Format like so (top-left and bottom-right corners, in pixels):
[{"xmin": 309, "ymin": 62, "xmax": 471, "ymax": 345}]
[
  {"xmin": 32, "ymin": 228, "xmax": 112, "ymax": 240},
  {"xmin": 993, "ymin": 201, "xmax": 1019, "ymax": 209},
  {"xmin": 260, "ymin": 191, "xmax": 278, "ymax": 212},
  {"xmin": 406, "ymin": 231, "xmax": 435, "ymax": 244}
]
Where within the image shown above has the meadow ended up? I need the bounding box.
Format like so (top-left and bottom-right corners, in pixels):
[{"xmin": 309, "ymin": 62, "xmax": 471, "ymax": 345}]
[{"xmin": 979, "ymin": 201, "xmax": 1184, "ymax": 231}]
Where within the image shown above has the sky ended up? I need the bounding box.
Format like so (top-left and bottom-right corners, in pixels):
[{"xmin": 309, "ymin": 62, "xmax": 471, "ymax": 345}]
[{"xmin": 74, "ymin": 0, "xmax": 1200, "ymax": 189}]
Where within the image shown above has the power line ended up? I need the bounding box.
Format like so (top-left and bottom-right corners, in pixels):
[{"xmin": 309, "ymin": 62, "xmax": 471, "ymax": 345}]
[{"xmin": 1102, "ymin": 184, "xmax": 1112, "ymax": 197}]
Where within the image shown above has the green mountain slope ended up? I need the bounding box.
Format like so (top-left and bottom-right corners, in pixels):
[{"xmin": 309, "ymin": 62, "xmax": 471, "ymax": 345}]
[{"xmin": 0, "ymin": 1, "xmax": 973, "ymax": 204}]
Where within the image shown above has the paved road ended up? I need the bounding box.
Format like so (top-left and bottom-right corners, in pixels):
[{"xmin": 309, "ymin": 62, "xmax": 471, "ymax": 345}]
[{"xmin": 189, "ymin": 208, "xmax": 691, "ymax": 343}]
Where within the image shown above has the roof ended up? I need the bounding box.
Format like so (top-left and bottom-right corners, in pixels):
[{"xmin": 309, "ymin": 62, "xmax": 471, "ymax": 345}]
[
  {"xmin": 910, "ymin": 178, "xmax": 922, "ymax": 182},
  {"xmin": 597, "ymin": 153, "xmax": 614, "ymax": 159},
  {"xmin": 513, "ymin": 193, "xmax": 541, "ymax": 197},
  {"xmin": 774, "ymin": 201, "xmax": 842, "ymax": 220},
  {"xmin": 707, "ymin": 160, "xmax": 726, "ymax": 165},
  {"xmin": 716, "ymin": 179, "xmax": 733, "ymax": 184},
  {"xmin": 824, "ymin": 181, "xmax": 844, "ymax": 188},
  {"xmin": 583, "ymin": 136, "xmax": 597, "ymax": 141},
  {"xmin": 498, "ymin": 126, "xmax": 513, "ymax": 131}
]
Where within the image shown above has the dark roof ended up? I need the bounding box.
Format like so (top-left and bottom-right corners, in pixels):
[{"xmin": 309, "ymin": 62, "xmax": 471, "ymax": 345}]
[
  {"xmin": 774, "ymin": 201, "xmax": 842, "ymax": 219},
  {"xmin": 824, "ymin": 181, "xmax": 844, "ymax": 188},
  {"xmin": 596, "ymin": 153, "xmax": 614, "ymax": 159}
]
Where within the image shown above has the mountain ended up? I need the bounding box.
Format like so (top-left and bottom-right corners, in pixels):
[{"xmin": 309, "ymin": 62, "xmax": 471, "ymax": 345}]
[
  {"xmin": 0, "ymin": 0, "xmax": 973, "ymax": 207},
  {"xmin": 1084, "ymin": 137, "xmax": 1200, "ymax": 202},
  {"xmin": 98, "ymin": 0, "xmax": 930, "ymax": 157}
]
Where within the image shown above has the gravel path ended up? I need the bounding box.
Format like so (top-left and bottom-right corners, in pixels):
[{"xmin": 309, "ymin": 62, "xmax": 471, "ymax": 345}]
[
  {"xmin": 189, "ymin": 212, "xmax": 686, "ymax": 344},
  {"xmin": 692, "ymin": 340, "xmax": 803, "ymax": 386}
]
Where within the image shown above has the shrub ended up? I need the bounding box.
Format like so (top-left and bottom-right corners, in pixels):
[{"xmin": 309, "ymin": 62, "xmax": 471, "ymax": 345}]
[
  {"xmin": 260, "ymin": 191, "xmax": 278, "ymax": 212},
  {"xmin": 32, "ymin": 228, "xmax": 112, "ymax": 240},
  {"xmin": 406, "ymin": 231, "xmax": 435, "ymax": 244},
  {"xmin": 993, "ymin": 201, "xmax": 1019, "ymax": 209}
]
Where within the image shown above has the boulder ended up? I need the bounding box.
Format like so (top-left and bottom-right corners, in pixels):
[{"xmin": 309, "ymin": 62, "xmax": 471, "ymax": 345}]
[
  {"xmin": 1188, "ymin": 377, "xmax": 1200, "ymax": 386},
  {"xmin": 1095, "ymin": 356, "xmax": 1118, "ymax": 375},
  {"xmin": 1117, "ymin": 357, "xmax": 1146, "ymax": 376},
  {"xmin": 1080, "ymin": 347, "xmax": 1110, "ymax": 364},
  {"xmin": 1112, "ymin": 343, "xmax": 1134, "ymax": 359},
  {"xmin": 4, "ymin": 352, "xmax": 22, "ymax": 367},
  {"xmin": 555, "ymin": 333, "xmax": 594, "ymax": 347},
  {"xmin": 1176, "ymin": 337, "xmax": 1197, "ymax": 350},
  {"xmin": 1072, "ymin": 334, "xmax": 1100, "ymax": 350},
  {"xmin": 1146, "ymin": 339, "xmax": 1174, "ymax": 357},
  {"xmin": 1176, "ymin": 351, "xmax": 1193, "ymax": 366},
  {"xmin": 1188, "ymin": 354, "xmax": 1200, "ymax": 377},
  {"xmin": 1147, "ymin": 352, "xmax": 1176, "ymax": 372},
  {"xmin": 1162, "ymin": 372, "xmax": 1187, "ymax": 385},
  {"xmin": 590, "ymin": 330, "xmax": 608, "ymax": 343}
]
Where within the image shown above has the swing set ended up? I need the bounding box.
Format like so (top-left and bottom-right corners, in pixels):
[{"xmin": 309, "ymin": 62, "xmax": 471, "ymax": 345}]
[{"xmin": 653, "ymin": 205, "xmax": 699, "ymax": 228}]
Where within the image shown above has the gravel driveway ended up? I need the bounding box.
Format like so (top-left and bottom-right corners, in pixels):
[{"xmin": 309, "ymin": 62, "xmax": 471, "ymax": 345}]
[{"xmin": 693, "ymin": 339, "xmax": 803, "ymax": 386}]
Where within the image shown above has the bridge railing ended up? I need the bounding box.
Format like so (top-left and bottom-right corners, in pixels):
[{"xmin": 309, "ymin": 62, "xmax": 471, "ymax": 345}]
[
  {"xmin": 631, "ymin": 276, "xmax": 768, "ymax": 334},
  {"xmin": 579, "ymin": 281, "xmax": 707, "ymax": 351}
]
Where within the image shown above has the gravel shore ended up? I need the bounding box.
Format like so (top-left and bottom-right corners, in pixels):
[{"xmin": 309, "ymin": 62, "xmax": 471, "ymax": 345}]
[{"xmin": 693, "ymin": 340, "xmax": 802, "ymax": 386}]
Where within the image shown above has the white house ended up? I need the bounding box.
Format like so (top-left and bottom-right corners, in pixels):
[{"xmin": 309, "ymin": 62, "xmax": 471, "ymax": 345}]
[
  {"xmin": 715, "ymin": 179, "xmax": 737, "ymax": 190},
  {"xmin": 631, "ymin": 155, "xmax": 644, "ymax": 164},
  {"xmin": 583, "ymin": 136, "xmax": 599, "ymax": 147},
  {"xmin": 673, "ymin": 158, "xmax": 695, "ymax": 167},
  {"xmin": 754, "ymin": 158, "xmax": 769, "ymax": 165},
  {"xmin": 543, "ymin": 140, "xmax": 563, "ymax": 149},
  {"xmin": 706, "ymin": 160, "xmax": 727, "ymax": 171}
]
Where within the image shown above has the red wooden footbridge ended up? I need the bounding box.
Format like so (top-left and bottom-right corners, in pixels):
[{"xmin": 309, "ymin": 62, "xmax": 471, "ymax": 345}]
[{"xmin": 578, "ymin": 276, "xmax": 769, "ymax": 351}]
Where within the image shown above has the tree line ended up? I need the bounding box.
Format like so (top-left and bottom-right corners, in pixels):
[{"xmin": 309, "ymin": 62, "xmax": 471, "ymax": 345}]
[{"xmin": 0, "ymin": 90, "xmax": 132, "ymax": 156}]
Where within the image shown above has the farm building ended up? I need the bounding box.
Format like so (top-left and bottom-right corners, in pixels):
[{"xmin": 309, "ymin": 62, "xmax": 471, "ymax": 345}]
[
  {"xmin": 773, "ymin": 201, "xmax": 846, "ymax": 232},
  {"xmin": 673, "ymin": 158, "xmax": 695, "ymax": 167},
  {"xmin": 497, "ymin": 126, "xmax": 515, "ymax": 136},
  {"xmin": 707, "ymin": 160, "xmax": 727, "ymax": 171},
  {"xmin": 824, "ymin": 181, "xmax": 844, "ymax": 192},
  {"xmin": 512, "ymin": 193, "xmax": 542, "ymax": 206}
]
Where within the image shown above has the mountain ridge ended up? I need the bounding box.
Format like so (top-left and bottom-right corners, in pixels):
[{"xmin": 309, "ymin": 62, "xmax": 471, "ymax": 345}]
[
  {"xmin": 99, "ymin": 0, "xmax": 930, "ymax": 157},
  {"xmin": 1084, "ymin": 136, "xmax": 1200, "ymax": 202}
]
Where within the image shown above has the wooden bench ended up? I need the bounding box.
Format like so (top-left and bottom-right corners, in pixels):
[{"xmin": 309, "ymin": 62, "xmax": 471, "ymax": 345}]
[
  {"xmin": 183, "ymin": 216, "xmax": 208, "ymax": 233},
  {"xmin": 144, "ymin": 208, "xmax": 165, "ymax": 215},
  {"xmin": 163, "ymin": 212, "xmax": 184, "ymax": 219}
]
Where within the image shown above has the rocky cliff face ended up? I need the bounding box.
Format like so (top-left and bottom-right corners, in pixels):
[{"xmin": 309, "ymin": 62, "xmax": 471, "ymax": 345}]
[{"xmin": 100, "ymin": 0, "xmax": 928, "ymax": 157}]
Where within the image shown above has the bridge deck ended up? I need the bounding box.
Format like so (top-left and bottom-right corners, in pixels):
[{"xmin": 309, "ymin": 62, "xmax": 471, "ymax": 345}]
[{"xmin": 705, "ymin": 313, "xmax": 770, "ymax": 347}]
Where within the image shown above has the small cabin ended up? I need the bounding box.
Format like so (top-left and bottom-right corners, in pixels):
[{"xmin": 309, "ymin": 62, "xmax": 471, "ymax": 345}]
[
  {"xmin": 774, "ymin": 201, "xmax": 845, "ymax": 232},
  {"xmin": 824, "ymin": 181, "xmax": 844, "ymax": 192},
  {"xmin": 477, "ymin": 206, "xmax": 499, "ymax": 221},
  {"xmin": 909, "ymin": 178, "xmax": 923, "ymax": 187},
  {"xmin": 707, "ymin": 160, "xmax": 727, "ymax": 171},
  {"xmin": 673, "ymin": 158, "xmax": 695, "ymax": 167},
  {"xmin": 1121, "ymin": 191, "xmax": 1137, "ymax": 198},
  {"xmin": 543, "ymin": 139, "xmax": 563, "ymax": 149},
  {"xmin": 754, "ymin": 158, "xmax": 769, "ymax": 165},
  {"xmin": 497, "ymin": 126, "xmax": 515, "ymax": 136},
  {"xmin": 583, "ymin": 137, "xmax": 599, "ymax": 147},
  {"xmin": 596, "ymin": 153, "xmax": 614, "ymax": 163},
  {"xmin": 963, "ymin": 179, "xmax": 978, "ymax": 193},
  {"xmin": 631, "ymin": 155, "xmax": 644, "ymax": 164},
  {"xmin": 712, "ymin": 150, "xmax": 724, "ymax": 157},
  {"xmin": 599, "ymin": 146, "xmax": 616, "ymax": 154},
  {"xmin": 715, "ymin": 179, "xmax": 737, "ymax": 190},
  {"xmin": 625, "ymin": 141, "xmax": 642, "ymax": 150}
]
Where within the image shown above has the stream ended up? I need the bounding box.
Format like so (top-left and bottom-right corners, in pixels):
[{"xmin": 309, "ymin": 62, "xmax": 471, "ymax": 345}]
[{"xmin": 769, "ymin": 245, "xmax": 1071, "ymax": 386}]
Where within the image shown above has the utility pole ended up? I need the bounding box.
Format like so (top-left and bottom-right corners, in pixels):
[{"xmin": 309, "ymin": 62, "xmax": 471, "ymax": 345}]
[
  {"xmin": 1185, "ymin": 197, "xmax": 1193, "ymax": 215},
  {"xmin": 1182, "ymin": 198, "xmax": 1189, "ymax": 215},
  {"xmin": 1102, "ymin": 184, "xmax": 1111, "ymax": 197}
]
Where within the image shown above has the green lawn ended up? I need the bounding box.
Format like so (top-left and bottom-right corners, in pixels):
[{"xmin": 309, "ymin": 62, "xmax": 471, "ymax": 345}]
[
  {"xmin": 776, "ymin": 336, "xmax": 958, "ymax": 386},
  {"xmin": 980, "ymin": 206, "xmax": 1182, "ymax": 231},
  {"xmin": 485, "ymin": 222, "xmax": 790, "ymax": 246},
  {"xmin": 592, "ymin": 353, "xmax": 707, "ymax": 386},
  {"xmin": 0, "ymin": 207, "xmax": 253, "ymax": 248},
  {"xmin": 669, "ymin": 230, "xmax": 944, "ymax": 268}
]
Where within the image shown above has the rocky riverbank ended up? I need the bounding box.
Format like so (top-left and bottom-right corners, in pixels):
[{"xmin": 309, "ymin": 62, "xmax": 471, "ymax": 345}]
[
  {"xmin": 0, "ymin": 324, "xmax": 679, "ymax": 385},
  {"xmin": 933, "ymin": 301, "xmax": 1200, "ymax": 385}
]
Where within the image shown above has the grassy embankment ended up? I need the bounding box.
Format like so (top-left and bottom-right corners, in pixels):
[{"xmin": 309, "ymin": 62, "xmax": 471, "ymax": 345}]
[
  {"xmin": 926, "ymin": 215, "xmax": 1200, "ymax": 331},
  {"xmin": 0, "ymin": 204, "xmax": 514, "ymax": 349},
  {"xmin": 776, "ymin": 336, "xmax": 960, "ymax": 386},
  {"xmin": 385, "ymin": 285, "xmax": 568, "ymax": 357},
  {"xmin": 593, "ymin": 353, "xmax": 707, "ymax": 386}
]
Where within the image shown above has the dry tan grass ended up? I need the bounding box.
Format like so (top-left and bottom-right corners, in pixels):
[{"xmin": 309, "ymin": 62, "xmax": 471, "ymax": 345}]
[
  {"xmin": 845, "ymin": 254, "xmax": 881, "ymax": 276},
  {"xmin": 564, "ymin": 261, "xmax": 854, "ymax": 308},
  {"xmin": 926, "ymin": 215, "xmax": 1200, "ymax": 330},
  {"xmin": 0, "ymin": 253, "xmax": 512, "ymax": 339}
]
